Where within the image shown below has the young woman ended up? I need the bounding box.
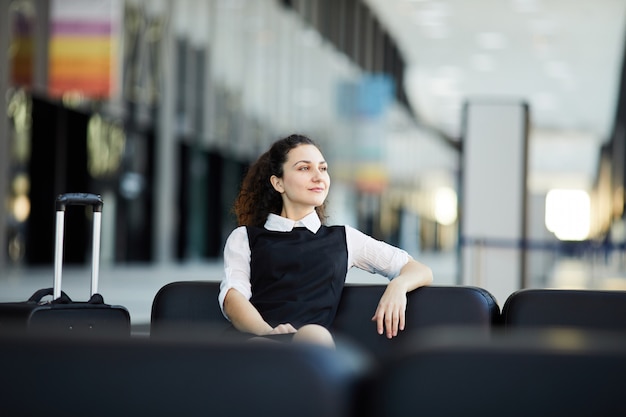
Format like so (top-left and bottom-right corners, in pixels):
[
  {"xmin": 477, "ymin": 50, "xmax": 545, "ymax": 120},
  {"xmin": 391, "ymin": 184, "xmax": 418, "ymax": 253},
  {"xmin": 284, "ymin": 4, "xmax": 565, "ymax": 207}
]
[{"xmin": 218, "ymin": 134, "xmax": 433, "ymax": 347}]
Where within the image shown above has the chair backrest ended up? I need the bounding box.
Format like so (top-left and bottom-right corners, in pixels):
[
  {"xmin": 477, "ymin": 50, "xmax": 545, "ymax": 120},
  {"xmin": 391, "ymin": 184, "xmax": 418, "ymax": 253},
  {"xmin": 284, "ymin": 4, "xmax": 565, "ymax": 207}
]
[
  {"xmin": 364, "ymin": 328, "xmax": 626, "ymax": 417},
  {"xmin": 150, "ymin": 280, "xmax": 228, "ymax": 337},
  {"xmin": 150, "ymin": 281, "xmax": 500, "ymax": 360},
  {"xmin": 332, "ymin": 284, "xmax": 500, "ymax": 360},
  {"xmin": 502, "ymin": 288, "xmax": 626, "ymax": 331},
  {"xmin": 0, "ymin": 332, "xmax": 357, "ymax": 417}
]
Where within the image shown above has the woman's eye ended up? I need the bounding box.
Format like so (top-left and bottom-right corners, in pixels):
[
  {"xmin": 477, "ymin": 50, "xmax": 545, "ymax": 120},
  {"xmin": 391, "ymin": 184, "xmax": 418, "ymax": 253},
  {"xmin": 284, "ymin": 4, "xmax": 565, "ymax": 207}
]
[
  {"xmin": 320, "ymin": 166, "xmax": 328, "ymax": 171},
  {"xmin": 299, "ymin": 166, "xmax": 309, "ymax": 171}
]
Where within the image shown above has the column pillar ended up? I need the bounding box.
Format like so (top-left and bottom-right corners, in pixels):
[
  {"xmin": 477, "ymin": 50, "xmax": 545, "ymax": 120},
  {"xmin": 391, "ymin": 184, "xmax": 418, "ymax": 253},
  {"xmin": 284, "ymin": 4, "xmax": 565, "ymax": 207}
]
[
  {"xmin": 154, "ymin": 0, "xmax": 177, "ymax": 263},
  {"xmin": 0, "ymin": 0, "xmax": 11, "ymax": 269},
  {"xmin": 460, "ymin": 101, "xmax": 529, "ymax": 304}
]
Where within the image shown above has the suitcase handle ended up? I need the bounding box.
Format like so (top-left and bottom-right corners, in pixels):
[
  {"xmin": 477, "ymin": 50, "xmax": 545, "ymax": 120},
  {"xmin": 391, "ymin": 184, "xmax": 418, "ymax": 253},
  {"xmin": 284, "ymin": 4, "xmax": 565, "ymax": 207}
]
[
  {"xmin": 29, "ymin": 288, "xmax": 106, "ymax": 305},
  {"xmin": 28, "ymin": 288, "xmax": 72, "ymax": 304},
  {"xmin": 53, "ymin": 193, "xmax": 103, "ymax": 300},
  {"xmin": 55, "ymin": 193, "xmax": 103, "ymax": 212}
]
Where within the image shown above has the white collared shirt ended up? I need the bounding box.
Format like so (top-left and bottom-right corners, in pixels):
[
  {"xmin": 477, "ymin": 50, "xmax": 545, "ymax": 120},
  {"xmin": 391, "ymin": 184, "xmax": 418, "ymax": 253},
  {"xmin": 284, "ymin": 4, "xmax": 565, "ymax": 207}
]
[{"xmin": 218, "ymin": 211, "xmax": 411, "ymax": 318}]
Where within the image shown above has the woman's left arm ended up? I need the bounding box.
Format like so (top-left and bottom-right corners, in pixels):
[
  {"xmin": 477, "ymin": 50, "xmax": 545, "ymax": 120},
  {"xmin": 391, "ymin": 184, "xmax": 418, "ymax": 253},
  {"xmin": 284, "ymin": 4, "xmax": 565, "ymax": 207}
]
[{"xmin": 371, "ymin": 258, "xmax": 433, "ymax": 339}]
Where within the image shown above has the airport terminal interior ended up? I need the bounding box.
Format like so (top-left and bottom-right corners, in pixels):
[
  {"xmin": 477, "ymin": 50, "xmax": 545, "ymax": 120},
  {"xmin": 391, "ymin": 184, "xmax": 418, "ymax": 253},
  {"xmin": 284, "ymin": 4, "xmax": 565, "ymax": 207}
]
[
  {"xmin": 0, "ymin": 0, "xmax": 625, "ymax": 324},
  {"xmin": 3, "ymin": 2, "xmax": 626, "ymax": 416}
]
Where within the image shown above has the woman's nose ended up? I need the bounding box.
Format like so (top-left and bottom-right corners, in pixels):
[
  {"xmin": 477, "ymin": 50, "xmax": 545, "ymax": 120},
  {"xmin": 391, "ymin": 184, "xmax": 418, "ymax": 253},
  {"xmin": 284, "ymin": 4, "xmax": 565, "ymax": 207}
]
[{"xmin": 312, "ymin": 168, "xmax": 324, "ymax": 180}]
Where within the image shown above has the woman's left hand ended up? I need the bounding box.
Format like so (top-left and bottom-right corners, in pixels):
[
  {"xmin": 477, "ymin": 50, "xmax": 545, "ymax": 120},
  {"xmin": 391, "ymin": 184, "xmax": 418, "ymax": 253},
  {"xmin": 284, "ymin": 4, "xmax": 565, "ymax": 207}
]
[
  {"xmin": 371, "ymin": 279, "xmax": 408, "ymax": 339},
  {"xmin": 371, "ymin": 258, "xmax": 433, "ymax": 339}
]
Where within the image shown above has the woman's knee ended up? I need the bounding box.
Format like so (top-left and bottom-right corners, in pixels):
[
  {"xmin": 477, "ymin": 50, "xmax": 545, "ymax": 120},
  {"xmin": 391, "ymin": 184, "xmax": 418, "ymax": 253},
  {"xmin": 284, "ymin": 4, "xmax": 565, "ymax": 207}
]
[{"xmin": 293, "ymin": 324, "xmax": 335, "ymax": 348}]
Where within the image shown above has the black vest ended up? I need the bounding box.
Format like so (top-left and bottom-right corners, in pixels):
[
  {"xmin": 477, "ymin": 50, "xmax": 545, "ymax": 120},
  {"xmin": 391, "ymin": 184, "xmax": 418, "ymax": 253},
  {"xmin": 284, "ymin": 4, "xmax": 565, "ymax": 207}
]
[{"xmin": 247, "ymin": 225, "xmax": 348, "ymax": 328}]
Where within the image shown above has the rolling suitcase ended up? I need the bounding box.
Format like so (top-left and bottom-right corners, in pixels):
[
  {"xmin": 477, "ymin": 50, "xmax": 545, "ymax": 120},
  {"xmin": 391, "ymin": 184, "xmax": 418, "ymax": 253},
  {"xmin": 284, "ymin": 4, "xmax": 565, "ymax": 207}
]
[{"xmin": 0, "ymin": 193, "xmax": 131, "ymax": 337}]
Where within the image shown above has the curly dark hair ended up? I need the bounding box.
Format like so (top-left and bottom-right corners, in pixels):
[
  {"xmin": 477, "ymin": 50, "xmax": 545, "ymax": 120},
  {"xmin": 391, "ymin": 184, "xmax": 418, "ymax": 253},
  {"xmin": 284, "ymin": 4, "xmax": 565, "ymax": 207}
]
[{"xmin": 234, "ymin": 134, "xmax": 328, "ymax": 227}]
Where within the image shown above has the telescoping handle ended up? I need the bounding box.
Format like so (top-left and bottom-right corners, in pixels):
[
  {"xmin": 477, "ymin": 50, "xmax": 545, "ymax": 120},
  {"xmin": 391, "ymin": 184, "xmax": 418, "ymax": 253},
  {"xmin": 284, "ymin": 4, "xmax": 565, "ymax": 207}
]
[{"xmin": 53, "ymin": 193, "xmax": 104, "ymax": 300}]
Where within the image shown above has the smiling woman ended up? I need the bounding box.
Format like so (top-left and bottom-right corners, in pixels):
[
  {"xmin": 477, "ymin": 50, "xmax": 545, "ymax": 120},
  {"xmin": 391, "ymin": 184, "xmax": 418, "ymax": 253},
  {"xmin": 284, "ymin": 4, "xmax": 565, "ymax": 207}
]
[
  {"xmin": 269, "ymin": 143, "xmax": 330, "ymax": 220},
  {"xmin": 217, "ymin": 134, "xmax": 433, "ymax": 347}
]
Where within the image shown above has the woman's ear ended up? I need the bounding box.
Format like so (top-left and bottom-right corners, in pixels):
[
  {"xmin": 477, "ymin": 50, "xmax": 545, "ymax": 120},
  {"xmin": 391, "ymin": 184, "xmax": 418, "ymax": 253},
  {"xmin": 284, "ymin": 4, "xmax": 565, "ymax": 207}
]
[{"xmin": 270, "ymin": 175, "xmax": 284, "ymax": 193}]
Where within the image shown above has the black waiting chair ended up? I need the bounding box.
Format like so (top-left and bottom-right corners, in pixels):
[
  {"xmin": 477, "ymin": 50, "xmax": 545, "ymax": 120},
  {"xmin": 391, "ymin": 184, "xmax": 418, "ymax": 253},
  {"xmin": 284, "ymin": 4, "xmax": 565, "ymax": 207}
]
[
  {"xmin": 332, "ymin": 284, "xmax": 499, "ymax": 360},
  {"xmin": 150, "ymin": 280, "xmax": 228, "ymax": 338},
  {"xmin": 501, "ymin": 288, "xmax": 626, "ymax": 332},
  {"xmin": 150, "ymin": 281, "xmax": 500, "ymax": 360},
  {"xmin": 0, "ymin": 331, "xmax": 359, "ymax": 417},
  {"xmin": 364, "ymin": 327, "xmax": 626, "ymax": 417}
]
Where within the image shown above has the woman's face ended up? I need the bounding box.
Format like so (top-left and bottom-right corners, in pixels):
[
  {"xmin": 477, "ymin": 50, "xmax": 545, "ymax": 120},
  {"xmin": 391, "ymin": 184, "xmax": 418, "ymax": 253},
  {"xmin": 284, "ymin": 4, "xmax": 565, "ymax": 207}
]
[{"xmin": 270, "ymin": 144, "xmax": 330, "ymax": 219}]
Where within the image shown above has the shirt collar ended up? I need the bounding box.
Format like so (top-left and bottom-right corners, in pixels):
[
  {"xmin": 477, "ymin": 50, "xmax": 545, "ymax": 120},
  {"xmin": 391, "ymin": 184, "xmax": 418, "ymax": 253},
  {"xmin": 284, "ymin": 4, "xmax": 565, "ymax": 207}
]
[{"xmin": 265, "ymin": 212, "xmax": 321, "ymax": 233}]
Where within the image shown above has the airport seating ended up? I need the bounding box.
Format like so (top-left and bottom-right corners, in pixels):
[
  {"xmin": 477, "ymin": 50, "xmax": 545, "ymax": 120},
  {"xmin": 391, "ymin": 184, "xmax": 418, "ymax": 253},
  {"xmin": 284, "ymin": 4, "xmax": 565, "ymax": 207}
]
[
  {"xmin": 363, "ymin": 327, "xmax": 626, "ymax": 417},
  {"xmin": 331, "ymin": 284, "xmax": 499, "ymax": 359},
  {"xmin": 10, "ymin": 284, "xmax": 626, "ymax": 417},
  {"xmin": 0, "ymin": 331, "xmax": 360, "ymax": 417},
  {"xmin": 150, "ymin": 280, "xmax": 229, "ymax": 337},
  {"xmin": 150, "ymin": 281, "xmax": 500, "ymax": 360},
  {"xmin": 501, "ymin": 288, "xmax": 626, "ymax": 331}
]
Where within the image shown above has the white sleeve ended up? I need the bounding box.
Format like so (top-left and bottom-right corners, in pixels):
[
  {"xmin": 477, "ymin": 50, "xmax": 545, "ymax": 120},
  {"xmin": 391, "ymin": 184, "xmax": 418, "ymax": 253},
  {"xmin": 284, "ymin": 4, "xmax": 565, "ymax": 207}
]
[
  {"xmin": 218, "ymin": 226, "xmax": 252, "ymax": 320},
  {"xmin": 345, "ymin": 225, "xmax": 410, "ymax": 279}
]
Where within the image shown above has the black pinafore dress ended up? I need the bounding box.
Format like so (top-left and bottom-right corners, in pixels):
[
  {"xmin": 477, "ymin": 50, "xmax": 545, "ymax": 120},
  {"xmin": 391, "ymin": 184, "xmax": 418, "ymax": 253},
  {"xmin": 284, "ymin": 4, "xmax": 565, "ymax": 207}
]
[{"xmin": 247, "ymin": 225, "xmax": 348, "ymax": 329}]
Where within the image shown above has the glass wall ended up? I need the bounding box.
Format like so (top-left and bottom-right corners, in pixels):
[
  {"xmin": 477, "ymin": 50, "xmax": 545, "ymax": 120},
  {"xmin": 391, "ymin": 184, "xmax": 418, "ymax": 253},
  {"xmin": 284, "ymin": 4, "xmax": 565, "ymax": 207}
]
[{"xmin": 0, "ymin": 0, "xmax": 458, "ymax": 274}]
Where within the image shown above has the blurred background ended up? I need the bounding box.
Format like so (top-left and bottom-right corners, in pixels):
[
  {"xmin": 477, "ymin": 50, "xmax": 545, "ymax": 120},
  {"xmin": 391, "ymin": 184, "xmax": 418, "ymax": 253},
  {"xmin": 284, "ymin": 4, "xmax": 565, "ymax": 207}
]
[{"xmin": 1, "ymin": 0, "xmax": 626, "ymax": 314}]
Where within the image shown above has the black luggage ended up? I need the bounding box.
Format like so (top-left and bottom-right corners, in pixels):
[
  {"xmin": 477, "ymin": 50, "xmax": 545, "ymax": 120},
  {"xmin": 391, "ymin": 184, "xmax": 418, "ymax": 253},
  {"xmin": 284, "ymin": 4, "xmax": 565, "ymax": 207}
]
[{"xmin": 0, "ymin": 193, "xmax": 130, "ymax": 337}]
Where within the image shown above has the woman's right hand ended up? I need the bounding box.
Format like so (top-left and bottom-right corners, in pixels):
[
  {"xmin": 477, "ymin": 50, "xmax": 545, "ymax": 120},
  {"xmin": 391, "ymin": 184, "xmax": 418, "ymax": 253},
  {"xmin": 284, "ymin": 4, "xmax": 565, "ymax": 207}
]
[{"xmin": 266, "ymin": 323, "xmax": 297, "ymax": 335}]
